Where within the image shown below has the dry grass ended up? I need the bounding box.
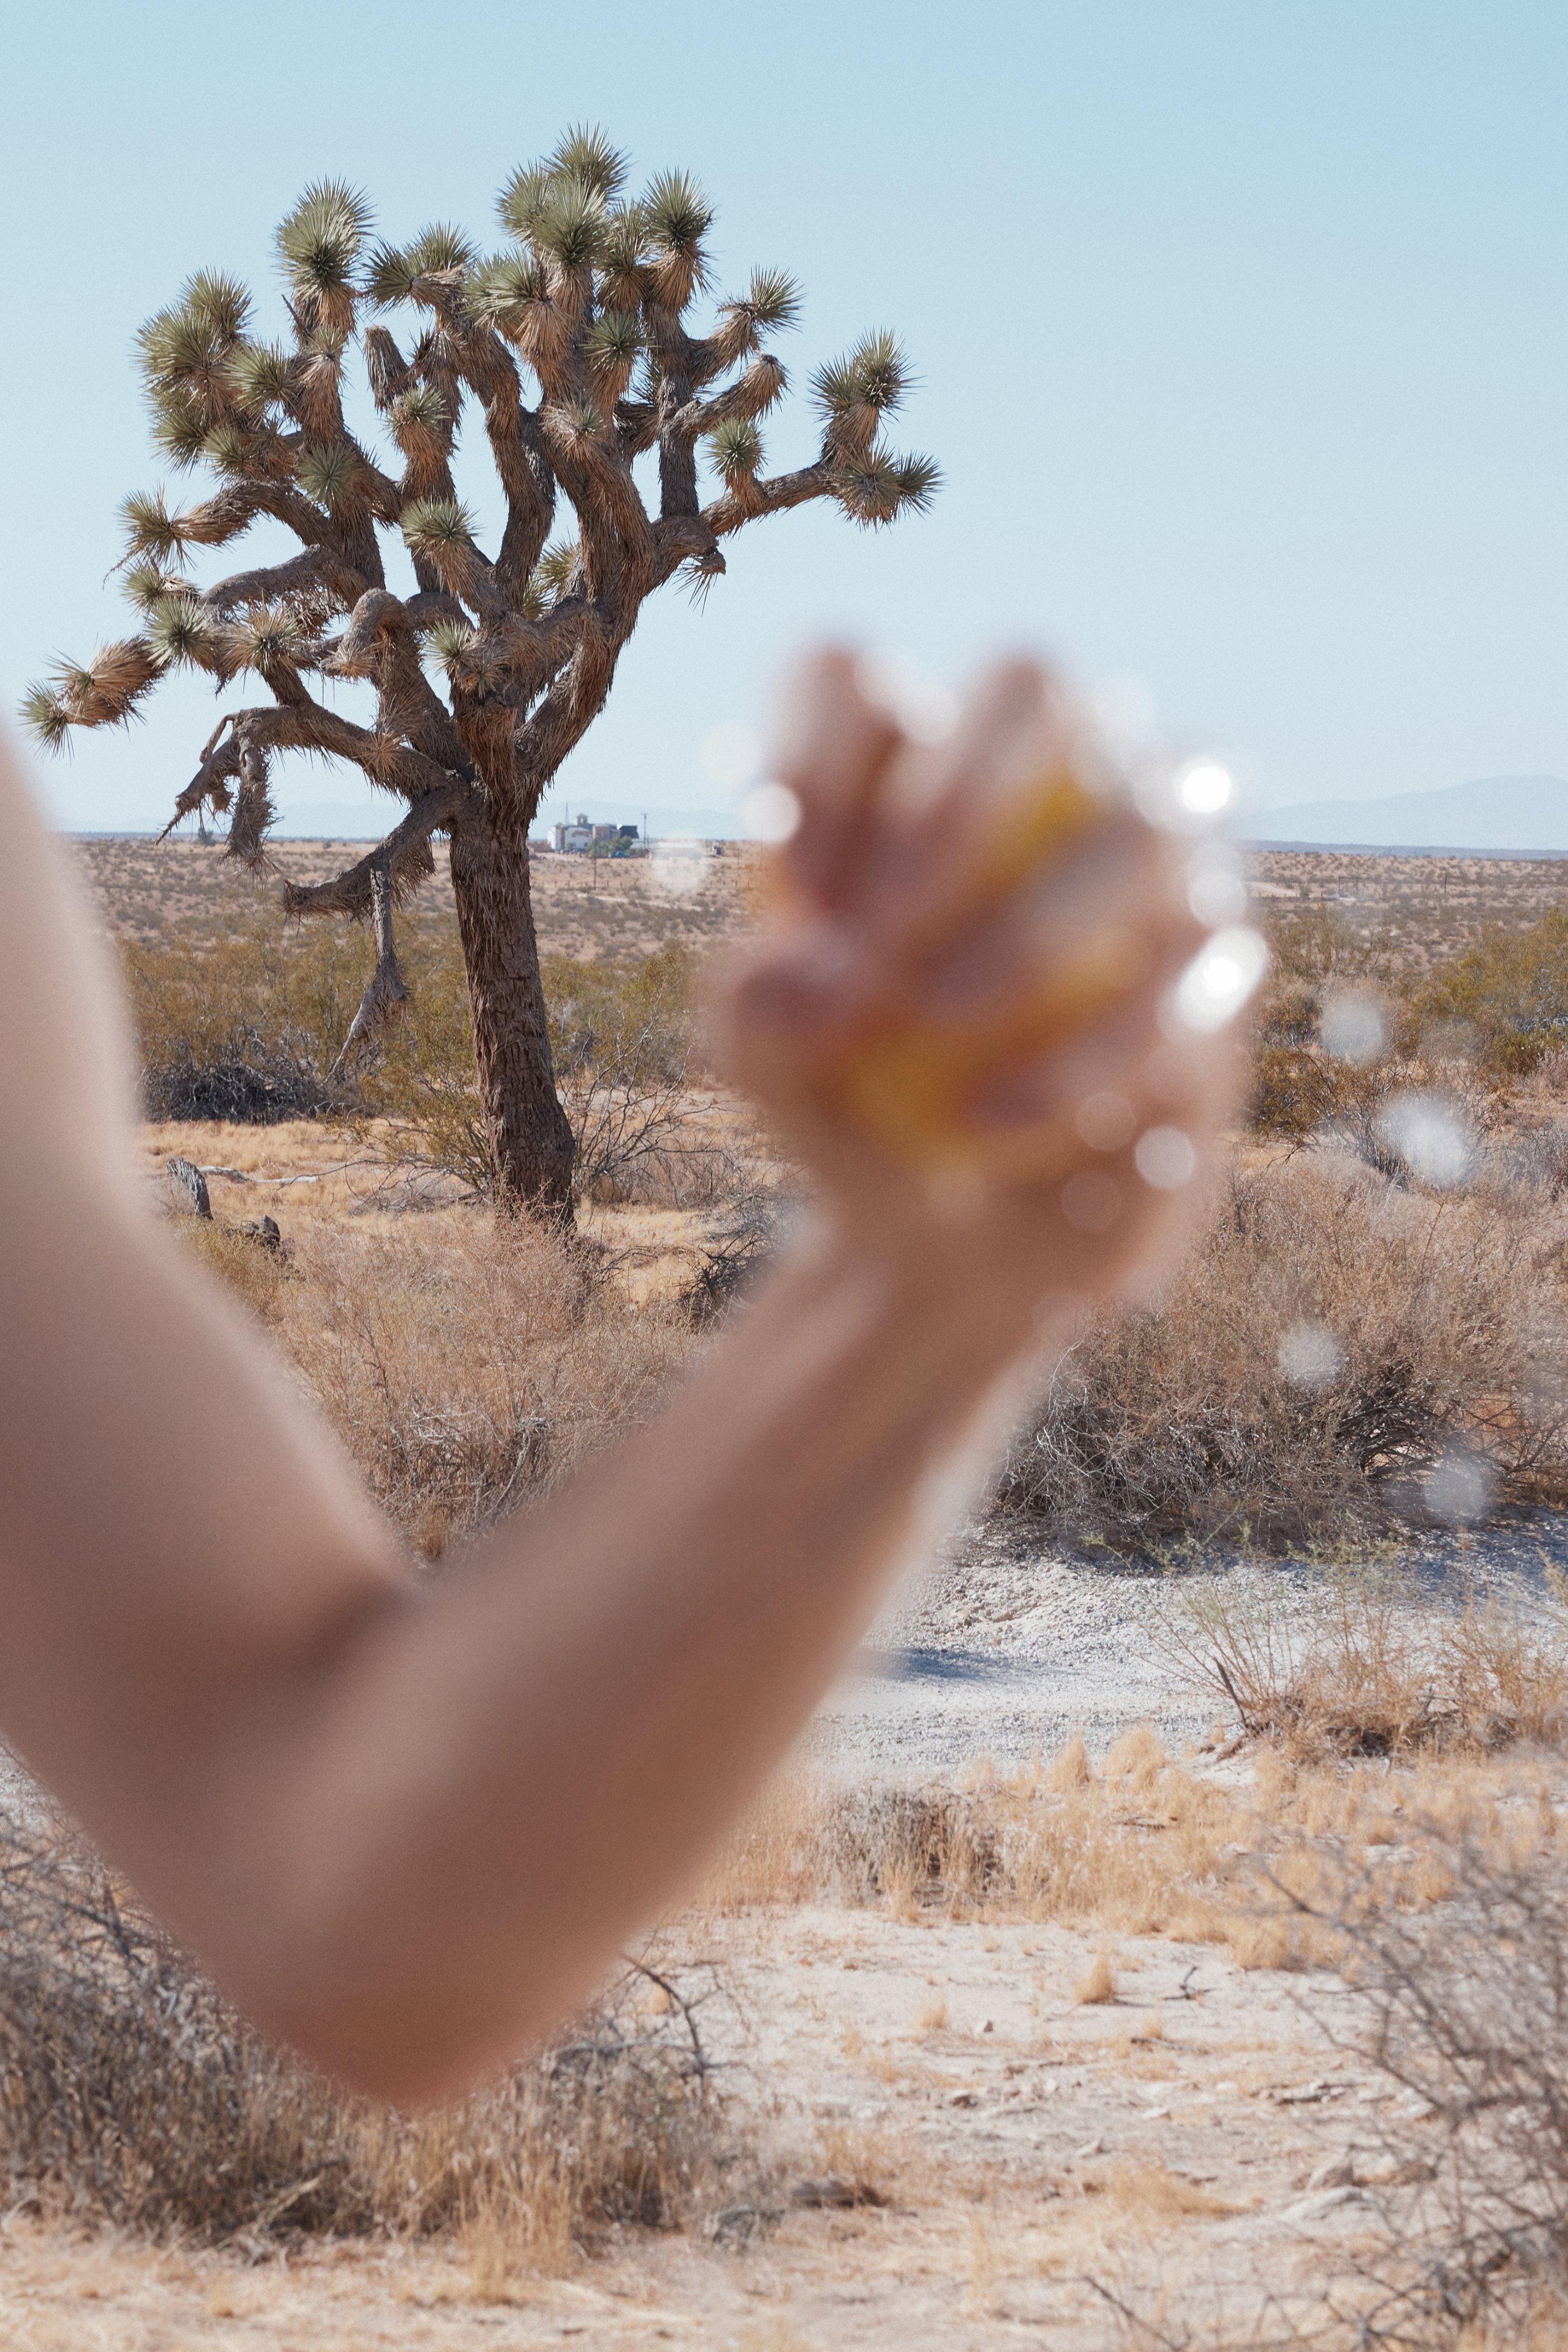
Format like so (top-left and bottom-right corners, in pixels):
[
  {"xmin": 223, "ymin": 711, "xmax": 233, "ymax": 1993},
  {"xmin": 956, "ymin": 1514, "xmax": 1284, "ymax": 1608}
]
[
  {"xmin": 1074, "ymin": 1948, "xmax": 1119, "ymax": 2005},
  {"xmin": 188, "ymin": 1208, "xmax": 692, "ymax": 1557},
  {"xmin": 0, "ymin": 1813, "xmax": 737, "ymax": 2256},
  {"xmin": 1001, "ymin": 1150, "xmax": 1568, "ymax": 1550},
  {"xmin": 1168, "ymin": 1565, "xmax": 1568, "ymax": 1759}
]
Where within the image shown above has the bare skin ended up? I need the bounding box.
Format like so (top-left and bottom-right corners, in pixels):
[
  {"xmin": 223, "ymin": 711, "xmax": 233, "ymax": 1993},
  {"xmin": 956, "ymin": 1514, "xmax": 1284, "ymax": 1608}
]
[{"xmin": 0, "ymin": 651, "xmax": 1235, "ymax": 2103}]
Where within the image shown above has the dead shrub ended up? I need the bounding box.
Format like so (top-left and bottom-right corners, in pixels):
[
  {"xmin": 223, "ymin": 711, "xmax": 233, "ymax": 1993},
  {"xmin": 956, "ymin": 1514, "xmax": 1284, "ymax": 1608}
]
[
  {"xmin": 0, "ymin": 1814, "xmax": 733, "ymax": 2253},
  {"xmin": 999, "ymin": 1152, "xmax": 1568, "ymax": 1550},
  {"xmin": 255, "ymin": 1214, "xmax": 691, "ymax": 1554},
  {"xmin": 1281, "ymin": 1823, "xmax": 1568, "ymax": 2346},
  {"xmin": 124, "ymin": 918, "xmax": 365, "ymax": 1124}
]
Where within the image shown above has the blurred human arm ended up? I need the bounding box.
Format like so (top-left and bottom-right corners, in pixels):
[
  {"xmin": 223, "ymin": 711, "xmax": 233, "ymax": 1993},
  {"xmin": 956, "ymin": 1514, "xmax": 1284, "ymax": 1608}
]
[{"xmin": 0, "ymin": 653, "xmax": 1236, "ymax": 2101}]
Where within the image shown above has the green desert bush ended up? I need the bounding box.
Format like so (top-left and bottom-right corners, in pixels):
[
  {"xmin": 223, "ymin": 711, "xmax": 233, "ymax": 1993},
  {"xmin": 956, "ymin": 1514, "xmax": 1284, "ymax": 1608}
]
[
  {"xmin": 1413, "ymin": 907, "xmax": 1568, "ymax": 1077},
  {"xmin": 1250, "ymin": 903, "xmax": 1568, "ymax": 1139},
  {"xmin": 123, "ymin": 916, "xmax": 369, "ymax": 1121}
]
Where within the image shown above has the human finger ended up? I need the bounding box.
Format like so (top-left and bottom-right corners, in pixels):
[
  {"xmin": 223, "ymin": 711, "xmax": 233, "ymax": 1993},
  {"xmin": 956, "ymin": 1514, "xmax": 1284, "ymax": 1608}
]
[
  {"xmin": 861, "ymin": 658, "xmax": 1105, "ymax": 957},
  {"xmin": 769, "ymin": 648, "xmax": 904, "ymax": 912}
]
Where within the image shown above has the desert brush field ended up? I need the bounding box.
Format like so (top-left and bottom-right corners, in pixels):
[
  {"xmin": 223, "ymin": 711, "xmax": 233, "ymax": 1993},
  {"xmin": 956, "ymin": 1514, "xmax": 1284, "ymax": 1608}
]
[{"xmin": 7, "ymin": 835, "xmax": 1568, "ymax": 2346}]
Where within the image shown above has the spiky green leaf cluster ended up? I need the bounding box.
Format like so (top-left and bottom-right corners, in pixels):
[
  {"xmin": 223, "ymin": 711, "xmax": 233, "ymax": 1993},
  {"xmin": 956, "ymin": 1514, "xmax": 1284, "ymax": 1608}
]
[
  {"xmin": 276, "ymin": 180, "xmax": 373, "ymax": 319},
  {"xmin": 390, "ymin": 382, "xmax": 448, "ymax": 446},
  {"xmin": 465, "ymin": 250, "xmax": 549, "ymax": 329},
  {"xmin": 552, "ymin": 396, "xmax": 606, "ymax": 448},
  {"xmin": 231, "ymin": 605, "xmax": 308, "ymax": 672},
  {"xmin": 225, "ymin": 340, "xmax": 293, "ymax": 415},
  {"xmin": 365, "ymin": 221, "xmax": 477, "ymax": 305},
  {"xmin": 833, "ymin": 448, "xmax": 942, "ymax": 529},
  {"xmin": 741, "ymin": 268, "xmax": 801, "ymax": 332},
  {"xmin": 401, "ymin": 497, "xmax": 476, "ymax": 551},
  {"xmin": 547, "ymin": 125, "xmax": 629, "ymax": 200},
  {"xmin": 584, "ymin": 307, "xmax": 642, "ymax": 380},
  {"xmin": 137, "ymin": 270, "xmax": 254, "ymax": 469},
  {"xmin": 812, "ymin": 330, "xmax": 912, "ymax": 423},
  {"xmin": 20, "ymin": 685, "xmax": 72, "ymax": 752},
  {"xmin": 708, "ymin": 416, "xmax": 762, "ymax": 483},
  {"xmin": 532, "ymin": 538, "xmax": 580, "ymax": 604},
  {"xmin": 497, "ymin": 164, "xmax": 556, "ymax": 243},
  {"xmin": 531, "ymin": 177, "xmax": 609, "ymax": 272},
  {"xmin": 490, "ymin": 131, "xmax": 713, "ymax": 327},
  {"xmin": 202, "ymin": 421, "xmax": 249, "ymax": 478},
  {"xmin": 121, "ymin": 490, "xmax": 186, "ymax": 563},
  {"xmin": 145, "ymin": 594, "xmax": 211, "ymax": 668},
  {"xmin": 425, "ymin": 616, "xmax": 477, "ymax": 672},
  {"xmin": 642, "ymin": 169, "xmax": 712, "ymax": 261},
  {"xmin": 122, "ymin": 557, "xmax": 181, "ymax": 613},
  {"xmin": 297, "ymin": 442, "xmax": 366, "ymax": 512}
]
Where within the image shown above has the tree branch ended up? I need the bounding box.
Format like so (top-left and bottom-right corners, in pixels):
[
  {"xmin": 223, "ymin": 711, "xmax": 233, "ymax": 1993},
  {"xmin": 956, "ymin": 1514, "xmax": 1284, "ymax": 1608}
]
[
  {"xmin": 326, "ymin": 590, "xmax": 475, "ymax": 776},
  {"xmin": 198, "ymin": 546, "xmax": 371, "ymax": 618},
  {"xmin": 282, "ymin": 779, "xmax": 477, "ymax": 921}
]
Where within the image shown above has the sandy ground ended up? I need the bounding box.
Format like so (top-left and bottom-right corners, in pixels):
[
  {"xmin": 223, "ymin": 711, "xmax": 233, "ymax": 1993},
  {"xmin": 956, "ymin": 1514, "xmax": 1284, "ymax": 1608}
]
[
  {"xmin": 0, "ymin": 1901, "xmax": 1404, "ymax": 2349},
  {"xmin": 13, "ymin": 839, "xmax": 1565, "ymax": 2342},
  {"xmin": 2, "ymin": 1454, "xmax": 1544, "ymax": 2344}
]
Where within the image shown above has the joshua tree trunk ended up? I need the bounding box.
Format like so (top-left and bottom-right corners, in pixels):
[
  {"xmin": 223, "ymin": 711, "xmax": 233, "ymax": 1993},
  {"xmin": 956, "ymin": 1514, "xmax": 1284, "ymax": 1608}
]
[
  {"xmin": 27, "ymin": 130, "xmax": 938, "ymax": 1216},
  {"xmin": 450, "ymin": 815, "xmax": 575, "ymax": 1210}
]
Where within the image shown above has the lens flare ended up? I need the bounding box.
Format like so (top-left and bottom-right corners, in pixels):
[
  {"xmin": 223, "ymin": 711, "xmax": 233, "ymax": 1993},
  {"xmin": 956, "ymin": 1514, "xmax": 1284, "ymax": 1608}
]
[
  {"xmin": 648, "ymin": 837, "xmax": 709, "ymax": 900},
  {"xmin": 1134, "ymin": 1126, "xmax": 1198, "ymax": 1190},
  {"xmin": 1186, "ymin": 842, "xmax": 1248, "ymax": 927},
  {"xmin": 1319, "ymin": 991, "xmax": 1387, "ymax": 1066},
  {"xmin": 1075, "ymin": 1090, "xmax": 1136, "ymax": 1153},
  {"xmin": 1423, "ymin": 1450, "xmax": 1495, "ymax": 1526},
  {"xmin": 740, "ymin": 781, "xmax": 802, "ymax": 843},
  {"xmin": 1167, "ymin": 926, "xmax": 1269, "ymax": 1036},
  {"xmin": 1174, "ymin": 758, "xmax": 1233, "ymax": 817}
]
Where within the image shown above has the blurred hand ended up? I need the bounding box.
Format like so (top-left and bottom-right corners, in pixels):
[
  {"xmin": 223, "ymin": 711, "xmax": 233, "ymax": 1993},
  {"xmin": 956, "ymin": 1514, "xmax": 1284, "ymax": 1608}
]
[{"xmin": 708, "ymin": 650, "xmax": 1248, "ymax": 1317}]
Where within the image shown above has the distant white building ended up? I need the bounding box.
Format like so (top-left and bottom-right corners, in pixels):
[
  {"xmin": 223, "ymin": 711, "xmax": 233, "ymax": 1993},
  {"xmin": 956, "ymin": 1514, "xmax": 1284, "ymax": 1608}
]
[{"xmin": 551, "ymin": 813, "xmax": 640, "ymax": 853}]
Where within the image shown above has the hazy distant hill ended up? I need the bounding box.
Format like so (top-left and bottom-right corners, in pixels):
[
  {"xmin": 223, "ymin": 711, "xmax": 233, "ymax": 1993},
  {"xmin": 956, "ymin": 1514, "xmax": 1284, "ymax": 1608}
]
[{"xmin": 1245, "ymin": 774, "xmax": 1568, "ymax": 853}]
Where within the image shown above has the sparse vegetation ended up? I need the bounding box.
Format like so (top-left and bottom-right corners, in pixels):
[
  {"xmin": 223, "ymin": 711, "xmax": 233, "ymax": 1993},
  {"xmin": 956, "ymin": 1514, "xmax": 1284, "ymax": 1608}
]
[
  {"xmin": 1001, "ymin": 1151, "xmax": 1568, "ymax": 1550},
  {"xmin": 1167, "ymin": 1565, "xmax": 1568, "ymax": 1759},
  {"xmin": 0, "ymin": 1811, "xmax": 735, "ymax": 2253},
  {"xmin": 228, "ymin": 1208, "xmax": 692, "ymax": 1558}
]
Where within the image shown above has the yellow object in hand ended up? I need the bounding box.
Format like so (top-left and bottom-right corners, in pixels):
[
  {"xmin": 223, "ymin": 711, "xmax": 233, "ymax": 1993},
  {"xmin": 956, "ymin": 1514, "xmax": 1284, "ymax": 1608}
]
[{"xmin": 827, "ymin": 758, "xmax": 1140, "ymax": 1179}]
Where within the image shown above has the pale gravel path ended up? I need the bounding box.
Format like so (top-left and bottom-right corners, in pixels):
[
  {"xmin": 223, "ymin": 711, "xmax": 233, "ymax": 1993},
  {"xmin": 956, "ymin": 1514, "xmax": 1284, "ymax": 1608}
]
[{"xmin": 804, "ymin": 1511, "xmax": 1568, "ymax": 1779}]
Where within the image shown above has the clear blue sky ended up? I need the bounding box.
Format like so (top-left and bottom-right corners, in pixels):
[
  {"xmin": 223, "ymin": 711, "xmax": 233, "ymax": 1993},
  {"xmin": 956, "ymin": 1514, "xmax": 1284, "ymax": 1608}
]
[{"xmin": 3, "ymin": 1, "xmax": 1566, "ymax": 833}]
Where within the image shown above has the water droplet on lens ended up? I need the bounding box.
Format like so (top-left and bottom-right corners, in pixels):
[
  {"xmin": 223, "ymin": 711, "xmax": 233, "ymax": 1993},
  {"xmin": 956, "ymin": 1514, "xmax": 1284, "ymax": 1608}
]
[
  {"xmin": 1277, "ymin": 1321, "xmax": 1343, "ymax": 1390},
  {"xmin": 740, "ymin": 780, "xmax": 802, "ymax": 843},
  {"xmin": 1423, "ymin": 1450, "xmax": 1494, "ymax": 1526},
  {"xmin": 1373, "ymin": 1092, "xmax": 1475, "ymax": 1190},
  {"xmin": 1319, "ymin": 990, "xmax": 1386, "ymax": 1066},
  {"xmin": 1167, "ymin": 927, "xmax": 1269, "ymax": 1036},
  {"xmin": 1134, "ymin": 1127, "xmax": 1198, "ymax": 1190}
]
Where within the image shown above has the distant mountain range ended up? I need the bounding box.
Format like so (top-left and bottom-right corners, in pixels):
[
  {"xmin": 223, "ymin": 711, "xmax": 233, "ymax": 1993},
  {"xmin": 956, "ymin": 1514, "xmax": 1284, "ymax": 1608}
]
[{"xmin": 1245, "ymin": 773, "xmax": 1568, "ymax": 854}]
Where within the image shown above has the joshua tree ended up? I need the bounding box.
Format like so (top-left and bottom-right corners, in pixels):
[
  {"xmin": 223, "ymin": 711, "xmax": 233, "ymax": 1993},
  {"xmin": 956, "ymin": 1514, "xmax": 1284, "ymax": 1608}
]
[{"xmin": 23, "ymin": 130, "xmax": 938, "ymax": 1213}]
